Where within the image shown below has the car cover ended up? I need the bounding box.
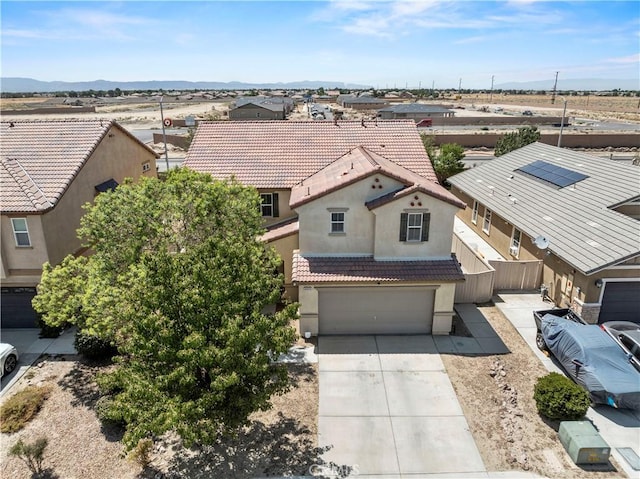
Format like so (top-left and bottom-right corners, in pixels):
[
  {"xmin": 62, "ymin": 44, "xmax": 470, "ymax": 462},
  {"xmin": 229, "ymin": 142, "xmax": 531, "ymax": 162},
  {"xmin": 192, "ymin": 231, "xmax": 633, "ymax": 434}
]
[{"xmin": 542, "ymin": 314, "xmax": 640, "ymax": 410}]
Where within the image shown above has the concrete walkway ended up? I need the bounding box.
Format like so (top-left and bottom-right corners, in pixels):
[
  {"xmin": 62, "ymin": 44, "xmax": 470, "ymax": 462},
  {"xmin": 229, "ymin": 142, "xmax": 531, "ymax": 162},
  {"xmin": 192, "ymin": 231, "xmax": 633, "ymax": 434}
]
[
  {"xmin": 494, "ymin": 292, "xmax": 640, "ymax": 478},
  {"xmin": 0, "ymin": 327, "xmax": 77, "ymax": 396},
  {"xmin": 318, "ymin": 335, "xmax": 486, "ymax": 478}
]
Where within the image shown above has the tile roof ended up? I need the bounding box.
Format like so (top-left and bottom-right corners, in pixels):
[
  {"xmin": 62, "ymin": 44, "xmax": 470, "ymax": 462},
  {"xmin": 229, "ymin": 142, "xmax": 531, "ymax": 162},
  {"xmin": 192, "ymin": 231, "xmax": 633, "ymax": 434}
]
[
  {"xmin": 448, "ymin": 142, "xmax": 640, "ymax": 274},
  {"xmin": 292, "ymin": 252, "xmax": 464, "ymax": 283},
  {"xmin": 260, "ymin": 217, "xmax": 299, "ymax": 242},
  {"xmin": 1, "ymin": 119, "xmax": 156, "ymax": 213},
  {"xmin": 184, "ymin": 120, "xmax": 437, "ymax": 189},
  {"xmin": 290, "ymin": 146, "xmax": 463, "ymax": 209}
]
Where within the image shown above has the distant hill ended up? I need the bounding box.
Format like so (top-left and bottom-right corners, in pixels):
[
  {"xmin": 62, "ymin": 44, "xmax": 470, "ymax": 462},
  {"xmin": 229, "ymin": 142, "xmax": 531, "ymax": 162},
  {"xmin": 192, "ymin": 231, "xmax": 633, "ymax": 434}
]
[
  {"xmin": 496, "ymin": 78, "xmax": 639, "ymax": 91},
  {"xmin": 0, "ymin": 77, "xmax": 372, "ymax": 93}
]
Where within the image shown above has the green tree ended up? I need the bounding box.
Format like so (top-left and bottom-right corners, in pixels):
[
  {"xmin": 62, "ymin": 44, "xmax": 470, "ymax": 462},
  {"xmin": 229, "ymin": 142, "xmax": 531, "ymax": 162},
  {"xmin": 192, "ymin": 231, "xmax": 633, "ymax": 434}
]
[
  {"xmin": 33, "ymin": 169, "xmax": 298, "ymax": 449},
  {"xmin": 494, "ymin": 126, "xmax": 541, "ymax": 156},
  {"xmin": 420, "ymin": 135, "xmax": 465, "ymax": 185},
  {"xmin": 316, "ymin": 87, "xmax": 326, "ymax": 96}
]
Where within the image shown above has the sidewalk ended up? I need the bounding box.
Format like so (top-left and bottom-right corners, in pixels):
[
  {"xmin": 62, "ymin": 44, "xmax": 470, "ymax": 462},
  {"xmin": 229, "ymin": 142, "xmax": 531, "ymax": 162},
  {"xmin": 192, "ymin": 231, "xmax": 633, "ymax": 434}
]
[{"xmin": 494, "ymin": 291, "xmax": 640, "ymax": 479}]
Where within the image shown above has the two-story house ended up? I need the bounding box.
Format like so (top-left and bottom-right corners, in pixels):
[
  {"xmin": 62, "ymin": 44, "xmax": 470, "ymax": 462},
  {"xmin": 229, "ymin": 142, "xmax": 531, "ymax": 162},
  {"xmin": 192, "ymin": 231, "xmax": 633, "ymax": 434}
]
[
  {"xmin": 184, "ymin": 120, "xmax": 465, "ymax": 336},
  {"xmin": 1, "ymin": 119, "xmax": 158, "ymax": 328}
]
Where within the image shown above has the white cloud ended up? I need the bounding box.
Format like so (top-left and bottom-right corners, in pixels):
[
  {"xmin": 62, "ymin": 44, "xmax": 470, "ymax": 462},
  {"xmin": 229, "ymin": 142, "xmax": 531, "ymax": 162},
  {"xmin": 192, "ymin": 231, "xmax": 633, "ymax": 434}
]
[{"xmin": 604, "ymin": 53, "xmax": 640, "ymax": 64}]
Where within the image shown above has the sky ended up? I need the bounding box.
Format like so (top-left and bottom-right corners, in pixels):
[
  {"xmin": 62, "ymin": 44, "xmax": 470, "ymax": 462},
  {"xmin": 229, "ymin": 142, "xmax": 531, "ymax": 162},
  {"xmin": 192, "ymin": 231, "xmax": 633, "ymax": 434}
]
[{"xmin": 1, "ymin": 0, "xmax": 639, "ymax": 89}]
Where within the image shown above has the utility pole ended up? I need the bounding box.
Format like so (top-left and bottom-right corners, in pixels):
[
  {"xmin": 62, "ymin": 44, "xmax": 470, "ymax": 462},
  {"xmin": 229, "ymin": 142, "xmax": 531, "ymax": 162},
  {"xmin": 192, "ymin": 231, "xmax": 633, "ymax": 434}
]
[
  {"xmin": 551, "ymin": 71, "xmax": 559, "ymax": 104},
  {"xmin": 159, "ymin": 96, "xmax": 169, "ymax": 171},
  {"xmin": 489, "ymin": 75, "xmax": 495, "ymax": 102}
]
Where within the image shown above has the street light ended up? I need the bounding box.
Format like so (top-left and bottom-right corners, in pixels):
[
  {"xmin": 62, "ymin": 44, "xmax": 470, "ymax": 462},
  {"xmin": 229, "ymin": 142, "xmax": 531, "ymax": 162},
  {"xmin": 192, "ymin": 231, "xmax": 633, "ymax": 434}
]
[
  {"xmin": 159, "ymin": 96, "xmax": 170, "ymax": 171},
  {"xmin": 557, "ymin": 97, "xmax": 568, "ymax": 148}
]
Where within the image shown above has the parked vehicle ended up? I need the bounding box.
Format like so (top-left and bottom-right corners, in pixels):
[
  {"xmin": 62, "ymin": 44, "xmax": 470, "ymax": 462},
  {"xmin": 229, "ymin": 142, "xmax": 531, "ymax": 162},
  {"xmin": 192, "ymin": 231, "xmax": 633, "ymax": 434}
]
[
  {"xmin": 522, "ymin": 110, "xmax": 533, "ymax": 116},
  {"xmin": 540, "ymin": 315, "xmax": 640, "ymax": 410},
  {"xmin": 533, "ymin": 308, "xmax": 586, "ymax": 351},
  {"xmin": 601, "ymin": 321, "xmax": 640, "ymax": 372},
  {"xmin": 0, "ymin": 343, "xmax": 19, "ymax": 376}
]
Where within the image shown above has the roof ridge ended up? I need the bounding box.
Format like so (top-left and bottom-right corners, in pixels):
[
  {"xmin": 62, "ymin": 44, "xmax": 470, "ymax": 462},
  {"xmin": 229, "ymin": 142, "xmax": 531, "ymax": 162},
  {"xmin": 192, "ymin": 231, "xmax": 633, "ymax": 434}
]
[{"xmin": 1, "ymin": 157, "xmax": 54, "ymax": 210}]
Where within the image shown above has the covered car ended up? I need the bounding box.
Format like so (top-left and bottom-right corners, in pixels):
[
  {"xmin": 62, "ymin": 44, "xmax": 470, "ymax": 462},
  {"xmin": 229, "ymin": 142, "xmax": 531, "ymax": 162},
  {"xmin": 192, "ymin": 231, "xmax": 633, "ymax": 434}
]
[{"xmin": 541, "ymin": 314, "xmax": 640, "ymax": 410}]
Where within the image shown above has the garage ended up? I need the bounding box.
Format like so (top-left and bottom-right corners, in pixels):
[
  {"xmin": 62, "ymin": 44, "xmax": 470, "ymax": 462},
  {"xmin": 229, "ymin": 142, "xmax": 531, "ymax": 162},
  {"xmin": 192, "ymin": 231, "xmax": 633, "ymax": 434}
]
[
  {"xmin": 598, "ymin": 281, "xmax": 640, "ymax": 324},
  {"xmin": 1, "ymin": 287, "xmax": 39, "ymax": 328},
  {"xmin": 318, "ymin": 286, "xmax": 434, "ymax": 335}
]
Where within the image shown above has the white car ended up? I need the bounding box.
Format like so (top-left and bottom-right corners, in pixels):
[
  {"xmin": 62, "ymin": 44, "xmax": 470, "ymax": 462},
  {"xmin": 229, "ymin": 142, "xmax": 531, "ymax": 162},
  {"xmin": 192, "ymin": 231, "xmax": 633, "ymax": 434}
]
[{"xmin": 1, "ymin": 343, "xmax": 19, "ymax": 376}]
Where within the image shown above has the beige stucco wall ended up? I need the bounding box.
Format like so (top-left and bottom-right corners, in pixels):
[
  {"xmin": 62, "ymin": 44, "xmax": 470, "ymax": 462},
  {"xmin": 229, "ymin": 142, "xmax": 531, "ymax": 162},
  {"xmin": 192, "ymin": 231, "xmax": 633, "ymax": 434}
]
[
  {"xmin": 2, "ymin": 125, "xmax": 157, "ymax": 287},
  {"xmin": 295, "ymin": 174, "xmax": 406, "ymax": 255},
  {"xmin": 0, "ymin": 215, "xmax": 48, "ymax": 286},
  {"xmin": 266, "ymin": 233, "xmax": 299, "ymax": 301},
  {"xmin": 372, "ymin": 192, "xmax": 460, "ymax": 259},
  {"xmin": 259, "ymin": 189, "xmax": 295, "ymax": 227}
]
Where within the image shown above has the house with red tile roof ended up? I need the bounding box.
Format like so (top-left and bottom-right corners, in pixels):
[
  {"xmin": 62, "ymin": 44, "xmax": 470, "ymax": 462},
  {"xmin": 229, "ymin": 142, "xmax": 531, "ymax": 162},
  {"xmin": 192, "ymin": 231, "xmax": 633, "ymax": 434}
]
[
  {"xmin": 184, "ymin": 120, "xmax": 466, "ymax": 335},
  {"xmin": 1, "ymin": 119, "xmax": 158, "ymax": 328}
]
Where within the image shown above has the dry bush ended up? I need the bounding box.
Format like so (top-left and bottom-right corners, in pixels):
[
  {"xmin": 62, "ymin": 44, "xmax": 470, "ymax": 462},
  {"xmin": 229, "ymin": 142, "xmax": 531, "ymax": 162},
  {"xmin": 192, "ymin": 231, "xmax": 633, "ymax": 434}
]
[{"xmin": 0, "ymin": 385, "xmax": 52, "ymax": 433}]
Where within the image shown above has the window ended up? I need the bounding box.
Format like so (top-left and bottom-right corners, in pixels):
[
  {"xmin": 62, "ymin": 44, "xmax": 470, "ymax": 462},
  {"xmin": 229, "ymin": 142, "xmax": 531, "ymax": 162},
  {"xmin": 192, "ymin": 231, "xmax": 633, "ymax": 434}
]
[
  {"xmin": 142, "ymin": 162, "xmax": 151, "ymax": 172},
  {"xmin": 510, "ymin": 228, "xmax": 522, "ymax": 257},
  {"xmin": 330, "ymin": 212, "xmax": 345, "ymax": 233},
  {"xmin": 482, "ymin": 208, "xmax": 492, "ymax": 234},
  {"xmin": 399, "ymin": 212, "xmax": 430, "ymax": 242},
  {"xmin": 471, "ymin": 201, "xmax": 479, "ymax": 225},
  {"xmin": 11, "ymin": 218, "xmax": 31, "ymax": 247},
  {"xmin": 260, "ymin": 193, "xmax": 279, "ymax": 217}
]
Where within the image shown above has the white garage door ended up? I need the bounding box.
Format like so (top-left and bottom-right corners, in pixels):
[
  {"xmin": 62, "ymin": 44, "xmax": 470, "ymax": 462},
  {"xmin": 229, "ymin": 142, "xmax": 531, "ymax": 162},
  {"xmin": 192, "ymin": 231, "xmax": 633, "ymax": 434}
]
[{"xmin": 318, "ymin": 286, "xmax": 434, "ymax": 335}]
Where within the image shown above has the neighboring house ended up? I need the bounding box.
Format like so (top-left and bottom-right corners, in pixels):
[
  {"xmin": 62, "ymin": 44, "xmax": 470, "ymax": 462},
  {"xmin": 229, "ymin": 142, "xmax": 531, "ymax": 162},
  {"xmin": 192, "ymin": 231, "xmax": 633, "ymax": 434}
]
[
  {"xmin": 448, "ymin": 142, "xmax": 640, "ymax": 324},
  {"xmin": 229, "ymin": 102, "xmax": 286, "ymax": 120},
  {"xmin": 1, "ymin": 119, "xmax": 158, "ymax": 328},
  {"xmin": 184, "ymin": 120, "xmax": 465, "ymax": 336},
  {"xmin": 234, "ymin": 97, "xmax": 294, "ymax": 114},
  {"xmin": 378, "ymin": 103, "xmax": 455, "ymax": 121},
  {"xmin": 338, "ymin": 95, "xmax": 389, "ymax": 110}
]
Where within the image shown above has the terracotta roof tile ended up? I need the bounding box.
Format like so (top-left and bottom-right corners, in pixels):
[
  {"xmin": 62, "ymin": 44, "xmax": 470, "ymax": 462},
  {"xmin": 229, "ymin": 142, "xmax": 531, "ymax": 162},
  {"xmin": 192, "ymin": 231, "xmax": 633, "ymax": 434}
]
[
  {"xmin": 292, "ymin": 252, "xmax": 464, "ymax": 283},
  {"xmin": 0, "ymin": 119, "xmax": 156, "ymax": 213},
  {"xmin": 183, "ymin": 120, "xmax": 437, "ymax": 189},
  {"xmin": 260, "ymin": 218, "xmax": 299, "ymax": 242}
]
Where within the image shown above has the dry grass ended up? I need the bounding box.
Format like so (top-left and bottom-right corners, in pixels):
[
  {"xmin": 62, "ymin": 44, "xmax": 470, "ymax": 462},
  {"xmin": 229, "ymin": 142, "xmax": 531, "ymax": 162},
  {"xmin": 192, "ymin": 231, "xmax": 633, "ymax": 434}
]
[{"xmin": 0, "ymin": 386, "xmax": 51, "ymax": 434}]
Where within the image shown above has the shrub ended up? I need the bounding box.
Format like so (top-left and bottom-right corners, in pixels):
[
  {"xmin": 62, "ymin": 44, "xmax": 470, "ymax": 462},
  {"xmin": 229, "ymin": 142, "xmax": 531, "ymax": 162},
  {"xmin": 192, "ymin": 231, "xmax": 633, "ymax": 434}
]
[
  {"xmin": 0, "ymin": 386, "xmax": 51, "ymax": 433},
  {"xmin": 128, "ymin": 438, "xmax": 154, "ymax": 468},
  {"xmin": 74, "ymin": 330, "xmax": 117, "ymax": 360},
  {"xmin": 9, "ymin": 437, "xmax": 48, "ymax": 476},
  {"xmin": 534, "ymin": 372, "xmax": 590, "ymax": 421},
  {"xmin": 37, "ymin": 317, "xmax": 63, "ymax": 338},
  {"xmin": 94, "ymin": 395, "xmax": 125, "ymax": 427}
]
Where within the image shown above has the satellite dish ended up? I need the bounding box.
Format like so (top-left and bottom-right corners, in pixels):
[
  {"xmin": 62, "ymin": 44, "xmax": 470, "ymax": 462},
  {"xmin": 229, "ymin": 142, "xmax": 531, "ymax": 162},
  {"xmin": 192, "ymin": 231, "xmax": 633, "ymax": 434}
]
[{"xmin": 533, "ymin": 235, "xmax": 550, "ymax": 250}]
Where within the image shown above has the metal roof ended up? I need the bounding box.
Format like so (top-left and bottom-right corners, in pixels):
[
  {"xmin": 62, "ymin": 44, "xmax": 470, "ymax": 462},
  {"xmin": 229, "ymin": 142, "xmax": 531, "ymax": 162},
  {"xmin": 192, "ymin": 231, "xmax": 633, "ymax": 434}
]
[
  {"xmin": 378, "ymin": 104, "xmax": 453, "ymax": 113},
  {"xmin": 448, "ymin": 142, "xmax": 640, "ymax": 275}
]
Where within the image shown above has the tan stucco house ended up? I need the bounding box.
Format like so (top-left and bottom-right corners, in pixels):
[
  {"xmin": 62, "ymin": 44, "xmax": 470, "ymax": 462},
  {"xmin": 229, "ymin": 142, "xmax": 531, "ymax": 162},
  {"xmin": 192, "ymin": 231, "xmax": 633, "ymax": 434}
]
[
  {"xmin": 448, "ymin": 142, "xmax": 640, "ymax": 324},
  {"xmin": 1, "ymin": 119, "xmax": 158, "ymax": 327},
  {"xmin": 184, "ymin": 120, "xmax": 465, "ymax": 336}
]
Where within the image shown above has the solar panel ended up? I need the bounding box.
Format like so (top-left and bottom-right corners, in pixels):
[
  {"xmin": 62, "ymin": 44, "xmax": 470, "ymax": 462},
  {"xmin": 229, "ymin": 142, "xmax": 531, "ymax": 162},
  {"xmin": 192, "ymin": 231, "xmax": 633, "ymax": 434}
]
[{"xmin": 515, "ymin": 160, "xmax": 588, "ymax": 188}]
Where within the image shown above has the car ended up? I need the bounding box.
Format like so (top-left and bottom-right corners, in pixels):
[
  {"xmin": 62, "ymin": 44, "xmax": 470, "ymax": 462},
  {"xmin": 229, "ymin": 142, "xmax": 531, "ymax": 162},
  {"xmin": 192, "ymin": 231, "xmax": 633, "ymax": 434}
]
[
  {"xmin": 522, "ymin": 110, "xmax": 533, "ymax": 116},
  {"xmin": 540, "ymin": 315, "xmax": 640, "ymax": 410},
  {"xmin": 1, "ymin": 343, "xmax": 19, "ymax": 377},
  {"xmin": 601, "ymin": 321, "xmax": 640, "ymax": 372},
  {"xmin": 533, "ymin": 308, "xmax": 586, "ymax": 351}
]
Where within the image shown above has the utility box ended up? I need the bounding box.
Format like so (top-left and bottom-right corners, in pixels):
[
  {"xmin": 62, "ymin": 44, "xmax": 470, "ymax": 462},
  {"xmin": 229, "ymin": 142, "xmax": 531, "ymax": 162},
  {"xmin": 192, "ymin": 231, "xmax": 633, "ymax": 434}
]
[{"xmin": 559, "ymin": 421, "xmax": 611, "ymax": 465}]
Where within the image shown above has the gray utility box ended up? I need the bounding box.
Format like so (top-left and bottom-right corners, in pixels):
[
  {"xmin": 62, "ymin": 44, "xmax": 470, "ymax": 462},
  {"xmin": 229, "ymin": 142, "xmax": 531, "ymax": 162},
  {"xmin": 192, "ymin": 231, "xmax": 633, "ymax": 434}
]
[{"xmin": 559, "ymin": 421, "xmax": 611, "ymax": 465}]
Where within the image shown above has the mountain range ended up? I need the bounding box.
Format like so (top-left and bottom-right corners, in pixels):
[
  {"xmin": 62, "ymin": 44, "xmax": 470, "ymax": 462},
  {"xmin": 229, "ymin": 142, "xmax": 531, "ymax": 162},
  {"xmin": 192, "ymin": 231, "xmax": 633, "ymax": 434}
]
[
  {"xmin": 0, "ymin": 78, "xmax": 372, "ymax": 93},
  {"xmin": 1, "ymin": 77, "xmax": 637, "ymax": 93}
]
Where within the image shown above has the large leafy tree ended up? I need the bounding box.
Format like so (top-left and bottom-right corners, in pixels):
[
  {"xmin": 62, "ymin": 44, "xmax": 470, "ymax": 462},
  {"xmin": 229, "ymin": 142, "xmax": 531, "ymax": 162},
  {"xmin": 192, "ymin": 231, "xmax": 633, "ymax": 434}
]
[
  {"xmin": 33, "ymin": 168, "xmax": 297, "ymax": 449},
  {"xmin": 421, "ymin": 134, "xmax": 465, "ymax": 185},
  {"xmin": 494, "ymin": 126, "xmax": 541, "ymax": 156}
]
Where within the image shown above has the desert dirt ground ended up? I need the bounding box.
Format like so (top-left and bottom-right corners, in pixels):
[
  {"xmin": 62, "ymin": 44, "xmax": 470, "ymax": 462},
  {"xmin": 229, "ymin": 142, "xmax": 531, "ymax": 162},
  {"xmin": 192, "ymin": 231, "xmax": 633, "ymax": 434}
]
[
  {"xmin": 0, "ymin": 358, "xmax": 319, "ymax": 479},
  {"xmin": 442, "ymin": 304, "xmax": 627, "ymax": 479},
  {"xmin": 0, "ymin": 305, "xmax": 630, "ymax": 479}
]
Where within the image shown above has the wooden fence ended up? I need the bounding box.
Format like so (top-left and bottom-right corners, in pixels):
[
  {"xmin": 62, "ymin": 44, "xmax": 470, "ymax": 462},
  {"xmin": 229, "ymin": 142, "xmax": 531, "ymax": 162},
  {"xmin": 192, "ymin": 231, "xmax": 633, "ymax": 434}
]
[
  {"xmin": 452, "ymin": 233, "xmax": 543, "ymax": 302},
  {"xmin": 452, "ymin": 233, "xmax": 494, "ymax": 303},
  {"xmin": 488, "ymin": 259, "xmax": 543, "ymax": 291}
]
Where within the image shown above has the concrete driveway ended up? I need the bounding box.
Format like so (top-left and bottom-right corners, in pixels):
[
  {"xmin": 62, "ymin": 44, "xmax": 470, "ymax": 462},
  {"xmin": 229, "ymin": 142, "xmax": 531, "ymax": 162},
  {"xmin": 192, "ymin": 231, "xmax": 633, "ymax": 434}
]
[{"xmin": 318, "ymin": 335, "xmax": 485, "ymax": 477}]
